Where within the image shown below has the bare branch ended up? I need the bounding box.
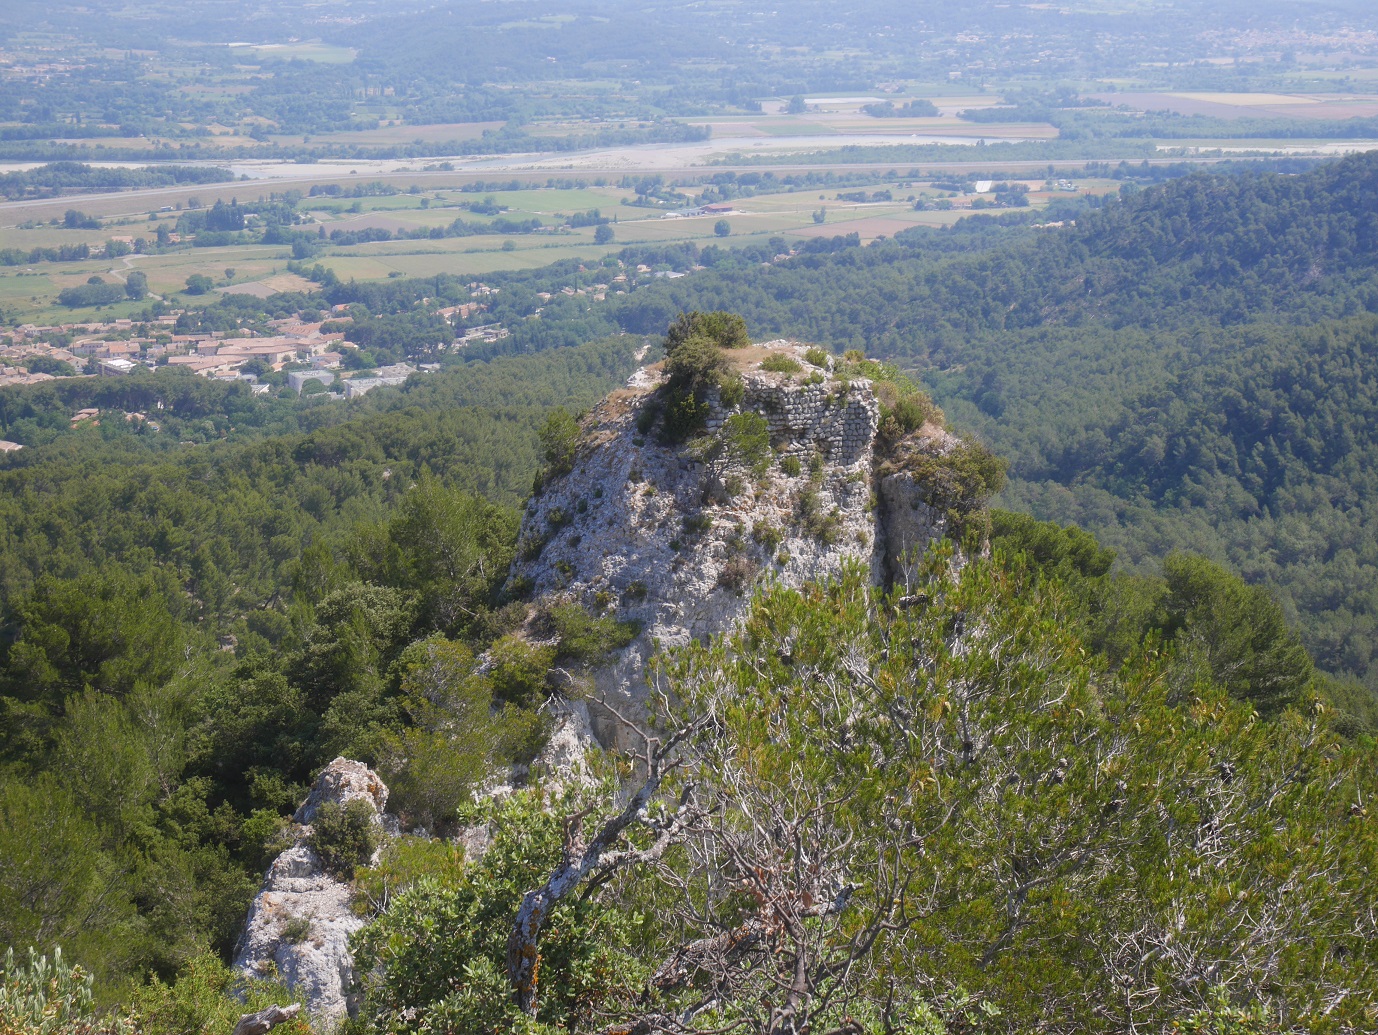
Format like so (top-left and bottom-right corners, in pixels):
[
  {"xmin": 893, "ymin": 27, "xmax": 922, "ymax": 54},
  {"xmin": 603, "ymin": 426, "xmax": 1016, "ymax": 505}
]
[{"xmin": 506, "ymin": 711, "xmax": 709, "ymax": 1015}]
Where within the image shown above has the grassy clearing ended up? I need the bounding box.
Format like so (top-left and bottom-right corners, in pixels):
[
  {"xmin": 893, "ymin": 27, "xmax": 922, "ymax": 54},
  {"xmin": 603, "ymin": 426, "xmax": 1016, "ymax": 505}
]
[{"xmin": 229, "ymin": 42, "xmax": 357, "ymax": 64}]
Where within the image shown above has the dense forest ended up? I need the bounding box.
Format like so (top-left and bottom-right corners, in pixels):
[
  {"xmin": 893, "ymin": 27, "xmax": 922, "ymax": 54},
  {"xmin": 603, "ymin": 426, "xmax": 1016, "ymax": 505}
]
[
  {"xmin": 0, "ymin": 336, "xmax": 643, "ymax": 990},
  {"xmin": 0, "ymin": 322, "xmax": 1374, "ymax": 1033}
]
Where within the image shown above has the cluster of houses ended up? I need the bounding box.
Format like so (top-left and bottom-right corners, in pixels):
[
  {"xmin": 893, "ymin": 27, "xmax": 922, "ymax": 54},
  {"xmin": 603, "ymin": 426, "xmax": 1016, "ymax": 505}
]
[
  {"xmin": 0, "ymin": 314, "xmax": 348, "ymax": 393},
  {"xmin": 0, "ymin": 299, "xmax": 503, "ymax": 397},
  {"xmin": 164, "ymin": 331, "xmax": 346, "ymax": 384}
]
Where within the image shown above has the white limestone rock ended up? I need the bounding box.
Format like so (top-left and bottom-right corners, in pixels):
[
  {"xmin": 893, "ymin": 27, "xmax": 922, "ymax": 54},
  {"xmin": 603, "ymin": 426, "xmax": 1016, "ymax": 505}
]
[
  {"xmin": 233, "ymin": 758, "xmax": 392, "ymax": 1029},
  {"xmin": 508, "ymin": 340, "xmax": 948, "ymax": 749}
]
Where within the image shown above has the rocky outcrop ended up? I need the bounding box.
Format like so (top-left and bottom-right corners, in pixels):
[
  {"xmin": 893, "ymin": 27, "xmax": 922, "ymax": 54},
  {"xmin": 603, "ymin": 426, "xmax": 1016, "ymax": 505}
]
[
  {"xmin": 877, "ymin": 422, "xmax": 962, "ymax": 589},
  {"xmin": 292, "ymin": 757, "xmax": 388, "ymax": 826},
  {"xmin": 233, "ymin": 758, "xmax": 391, "ymax": 1030},
  {"xmin": 509, "ymin": 340, "xmax": 951, "ymax": 749}
]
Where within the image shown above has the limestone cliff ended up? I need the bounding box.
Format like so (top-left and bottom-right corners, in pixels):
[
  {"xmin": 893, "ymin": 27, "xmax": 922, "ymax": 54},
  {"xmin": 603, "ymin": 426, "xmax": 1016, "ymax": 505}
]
[{"xmin": 508, "ymin": 340, "xmax": 959, "ymax": 748}]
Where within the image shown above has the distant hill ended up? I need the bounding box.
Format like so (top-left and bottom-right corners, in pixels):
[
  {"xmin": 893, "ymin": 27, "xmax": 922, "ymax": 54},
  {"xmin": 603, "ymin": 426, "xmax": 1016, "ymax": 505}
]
[
  {"xmin": 927, "ymin": 157, "xmax": 1378, "ymax": 688},
  {"xmin": 577, "ymin": 153, "xmax": 1378, "ymax": 691}
]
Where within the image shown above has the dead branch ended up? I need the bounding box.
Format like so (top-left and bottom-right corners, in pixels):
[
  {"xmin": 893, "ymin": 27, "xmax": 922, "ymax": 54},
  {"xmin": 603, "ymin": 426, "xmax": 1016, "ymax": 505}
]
[
  {"xmin": 230, "ymin": 1004, "xmax": 300, "ymax": 1035},
  {"xmin": 506, "ymin": 710, "xmax": 709, "ymax": 1015}
]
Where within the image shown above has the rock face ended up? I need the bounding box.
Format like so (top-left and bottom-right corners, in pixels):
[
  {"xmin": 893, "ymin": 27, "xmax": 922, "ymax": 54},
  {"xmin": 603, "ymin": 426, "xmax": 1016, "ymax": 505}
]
[
  {"xmin": 509, "ymin": 340, "xmax": 952, "ymax": 749},
  {"xmin": 233, "ymin": 758, "xmax": 391, "ymax": 1029}
]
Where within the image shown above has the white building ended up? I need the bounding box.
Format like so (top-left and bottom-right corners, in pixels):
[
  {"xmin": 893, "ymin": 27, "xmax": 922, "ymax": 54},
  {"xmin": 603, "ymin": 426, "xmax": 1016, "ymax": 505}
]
[
  {"xmin": 287, "ymin": 369, "xmax": 337, "ymax": 394},
  {"xmin": 344, "ymin": 374, "xmax": 409, "ymax": 400}
]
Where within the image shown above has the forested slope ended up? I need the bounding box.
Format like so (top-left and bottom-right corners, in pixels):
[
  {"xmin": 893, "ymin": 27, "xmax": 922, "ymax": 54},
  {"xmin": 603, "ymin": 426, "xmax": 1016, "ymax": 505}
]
[
  {"xmin": 516, "ymin": 153, "xmax": 1378, "ymax": 690},
  {"xmin": 72, "ymin": 155, "xmax": 1374, "ymax": 686},
  {"xmin": 3, "ymin": 315, "xmax": 1373, "ymax": 1035},
  {"xmin": 0, "ymin": 337, "xmax": 640, "ymax": 988}
]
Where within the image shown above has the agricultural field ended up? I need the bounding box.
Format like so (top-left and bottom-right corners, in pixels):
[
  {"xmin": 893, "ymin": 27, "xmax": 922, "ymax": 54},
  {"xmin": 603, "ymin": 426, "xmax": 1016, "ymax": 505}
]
[
  {"xmin": 1092, "ymin": 91, "xmax": 1378, "ymax": 119},
  {"xmin": 225, "ymin": 42, "xmax": 358, "ymax": 64},
  {"xmin": 0, "ymin": 171, "xmax": 1103, "ymax": 322}
]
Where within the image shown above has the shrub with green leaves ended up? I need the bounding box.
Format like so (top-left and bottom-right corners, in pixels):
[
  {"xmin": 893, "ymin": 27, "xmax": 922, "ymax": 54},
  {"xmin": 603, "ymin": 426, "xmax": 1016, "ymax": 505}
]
[
  {"xmin": 542, "ymin": 603, "xmax": 639, "ymax": 663},
  {"xmin": 751, "ymin": 522, "xmax": 785, "ymax": 551},
  {"xmin": 0, "ymin": 947, "xmax": 130, "ymax": 1035},
  {"xmin": 129, "ymin": 951, "xmax": 309, "ymax": 1035},
  {"xmin": 307, "ymin": 798, "xmax": 380, "ymax": 880},
  {"xmin": 759, "ymin": 354, "xmax": 802, "ymax": 374},
  {"xmin": 662, "ymin": 311, "xmax": 749, "ymax": 353},
  {"xmin": 537, "ymin": 409, "xmax": 581, "ymax": 481},
  {"xmin": 484, "ymin": 634, "xmax": 556, "ymax": 710},
  {"xmin": 658, "ymin": 312, "xmax": 751, "ymax": 442},
  {"xmin": 351, "ymin": 791, "xmax": 645, "ymax": 1035},
  {"xmin": 889, "ymin": 440, "xmax": 1007, "ymax": 546}
]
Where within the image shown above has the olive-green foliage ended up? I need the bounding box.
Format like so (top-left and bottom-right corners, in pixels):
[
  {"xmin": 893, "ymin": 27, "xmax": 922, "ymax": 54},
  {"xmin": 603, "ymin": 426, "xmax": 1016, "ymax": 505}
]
[
  {"xmin": 2, "ymin": 570, "xmax": 192, "ymax": 759},
  {"xmin": 751, "ymin": 522, "xmax": 785, "ymax": 551},
  {"xmin": 1317, "ymin": 673, "xmax": 1378, "ymax": 737},
  {"xmin": 537, "ymin": 408, "xmax": 581, "ymax": 481},
  {"xmin": 379, "ymin": 637, "xmax": 545, "ymax": 833},
  {"xmin": 484, "ymin": 635, "xmax": 555, "ymax": 710},
  {"xmin": 541, "ymin": 603, "xmax": 639, "ymax": 664},
  {"xmin": 354, "ymin": 838, "xmax": 467, "ymax": 910},
  {"xmin": 634, "ymin": 402, "xmax": 659, "ymax": 436},
  {"xmin": 993, "ymin": 513, "xmax": 1324, "ymax": 722},
  {"xmin": 630, "ymin": 550, "xmax": 1378, "ymax": 1033},
  {"xmin": 659, "ymin": 312, "xmax": 751, "ymax": 442},
  {"xmin": 759, "ymin": 354, "xmax": 802, "ymax": 374},
  {"xmin": 663, "ymin": 333, "xmax": 731, "ymax": 397},
  {"xmin": 379, "ymin": 638, "xmax": 491, "ymax": 831},
  {"xmin": 0, "ymin": 339, "xmax": 641, "ymax": 993},
  {"xmin": 974, "ymin": 312, "xmax": 1378, "ymax": 692},
  {"xmin": 1160, "ymin": 552, "xmax": 1314, "ymax": 716},
  {"xmin": 698, "ymin": 412, "xmax": 773, "ymax": 489},
  {"xmin": 990, "ymin": 509, "xmax": 1116, "ymax": 583},
  {"xmin": 722, "ymin": 413, "xmax": 771, "ymax": 475},
  {"xmin": 861, "ymin": 368, "xmax": 941, "ymax": 440},
  {"xmin": 0, "ymin": 947, "xmax": 132, "ymax": 1035},
  {"xmin": 803, "ymin": 347, "xmax": 830, "ymax": 368},
  {"xmin": 351, "ymin": 791, "xmax": 646, "ymax": 1035},
  {"xmin": 1174, "ymin": 986, "xmax": 1275, "ymax": 1035},
  {"xmin": 307, "ymin": 799, "xmax": 380, "ymax": 880},
  {"xmin": 894, "ymin": 440, "xmax": 1007, "ymax": 545},
  {"xmin": 662, "ymin": 311, "xmax": 749, "ymax": 355},
  {"xmin": 128, "ymin": 951, "xmax": 310, "ymax": 1035},
  {"xmin": 238, "ymin": 809, "xmax": 292, "ymax": 874},
  {"xmin": 279, "ymin": 917, "xmax": 311, "ymax": 945},
  {"xmin": 289, "ymin": 583, "xmax": 415, "ymax": 759},
  {"xmin": 659, "ymin": 388, "xmax": 710, "ymax": 443},
  {"xmin": 795, "ymin": 485, "xmax": 843, "ymax": 545},
  {"xmin": 347, "ymin": 478, "xmax": 518, "ymax": 638},
  {"xmin": 0, "ymin": 777, "xmax": 135, "ymax": 983}
]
